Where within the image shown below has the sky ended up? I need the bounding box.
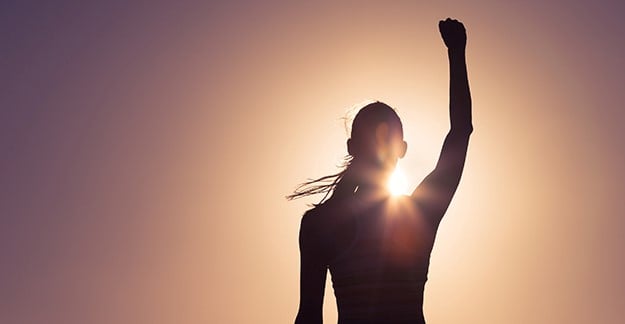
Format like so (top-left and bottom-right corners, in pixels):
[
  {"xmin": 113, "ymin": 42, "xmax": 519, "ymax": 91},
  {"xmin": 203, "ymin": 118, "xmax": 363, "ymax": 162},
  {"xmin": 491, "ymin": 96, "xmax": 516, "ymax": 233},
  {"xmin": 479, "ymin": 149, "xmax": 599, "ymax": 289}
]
[{"xmin": 1, "ymin": 0, "xmax": 625, "ymax": 323}]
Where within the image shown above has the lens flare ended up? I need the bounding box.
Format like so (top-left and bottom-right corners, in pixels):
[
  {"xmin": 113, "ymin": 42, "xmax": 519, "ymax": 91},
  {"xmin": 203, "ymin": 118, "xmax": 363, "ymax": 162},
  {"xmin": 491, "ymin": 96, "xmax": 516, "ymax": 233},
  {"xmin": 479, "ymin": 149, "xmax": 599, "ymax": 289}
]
[{"xmin": 388, "ymin": 165, "xmax": 409, "ymax": 196}]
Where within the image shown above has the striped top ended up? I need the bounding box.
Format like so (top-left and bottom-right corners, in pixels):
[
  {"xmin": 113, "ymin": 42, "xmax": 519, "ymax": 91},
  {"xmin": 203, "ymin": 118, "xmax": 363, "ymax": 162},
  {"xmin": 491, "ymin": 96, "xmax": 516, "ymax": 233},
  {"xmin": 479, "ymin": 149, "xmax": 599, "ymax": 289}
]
[{"xmin": 300, "ymin": 194, "xmax": 441, "ymax": 324}]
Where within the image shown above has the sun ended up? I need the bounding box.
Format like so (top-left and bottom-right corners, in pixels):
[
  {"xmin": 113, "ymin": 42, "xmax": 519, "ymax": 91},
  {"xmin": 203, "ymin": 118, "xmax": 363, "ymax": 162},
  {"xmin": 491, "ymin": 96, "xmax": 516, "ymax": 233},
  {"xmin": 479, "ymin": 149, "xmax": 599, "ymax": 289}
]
[{"xmin": 388, "ymin": 165, "xmax": 409, "ymax": 196}]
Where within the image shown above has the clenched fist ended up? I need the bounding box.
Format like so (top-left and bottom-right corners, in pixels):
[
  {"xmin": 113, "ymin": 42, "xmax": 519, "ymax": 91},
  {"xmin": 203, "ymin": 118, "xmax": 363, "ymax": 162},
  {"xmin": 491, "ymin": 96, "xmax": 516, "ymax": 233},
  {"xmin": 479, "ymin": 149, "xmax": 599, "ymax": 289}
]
[{"xmin": 439, "ymin": 18, "xmax": 466, "ymax": 51}]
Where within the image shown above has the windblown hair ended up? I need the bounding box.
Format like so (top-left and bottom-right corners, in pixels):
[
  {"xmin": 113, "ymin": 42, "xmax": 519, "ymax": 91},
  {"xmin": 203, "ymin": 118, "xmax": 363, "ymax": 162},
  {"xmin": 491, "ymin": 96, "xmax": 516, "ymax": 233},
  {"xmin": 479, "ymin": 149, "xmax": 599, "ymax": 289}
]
[
  {"xmin": 285, "ymin": 156, "xmax": 353, "ymax": 204},
  {"xmin": 286, "ymin": 101, "xmax": 402, "ymax": 205}
]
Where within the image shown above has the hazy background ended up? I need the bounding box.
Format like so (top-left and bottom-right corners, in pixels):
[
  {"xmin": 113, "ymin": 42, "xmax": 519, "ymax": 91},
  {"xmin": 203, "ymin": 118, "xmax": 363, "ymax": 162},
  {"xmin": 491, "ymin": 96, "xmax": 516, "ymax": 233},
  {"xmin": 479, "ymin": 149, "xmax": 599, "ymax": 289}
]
[{"xmin": 2, "ymin": 1, "xmax": 625, "ymax": 323}]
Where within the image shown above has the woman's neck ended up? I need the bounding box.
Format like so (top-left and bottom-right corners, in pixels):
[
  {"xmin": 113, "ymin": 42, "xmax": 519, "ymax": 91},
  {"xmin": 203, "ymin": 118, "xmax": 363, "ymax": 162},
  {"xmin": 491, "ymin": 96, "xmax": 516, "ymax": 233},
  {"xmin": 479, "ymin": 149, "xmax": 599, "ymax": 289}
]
[{"xmin": 354, "ymin": 182, "xmax": 390, "ymax": 202}]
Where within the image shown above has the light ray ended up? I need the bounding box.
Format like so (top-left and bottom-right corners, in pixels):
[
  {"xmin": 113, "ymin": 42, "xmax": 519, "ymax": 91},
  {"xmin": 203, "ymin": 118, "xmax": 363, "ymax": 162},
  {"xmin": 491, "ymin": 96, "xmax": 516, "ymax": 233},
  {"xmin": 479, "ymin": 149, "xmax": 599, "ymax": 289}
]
[{"xmin": 388, "ymin": 165, "xmax": 409, "ymax": 196}]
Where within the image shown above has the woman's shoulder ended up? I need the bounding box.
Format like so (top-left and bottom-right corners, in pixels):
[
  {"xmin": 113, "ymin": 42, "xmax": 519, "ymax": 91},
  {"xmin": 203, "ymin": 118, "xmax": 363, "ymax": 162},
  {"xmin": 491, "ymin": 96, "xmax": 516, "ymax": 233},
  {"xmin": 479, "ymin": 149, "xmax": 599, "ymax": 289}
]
[
  {"xmin": 301, "ymin": 201, "xmax": 333, "ymax": 225},
  {"xmin": 300, "ymin": 199, "xmax": 349, "ymax": 230},
  {"xmin": 299, "ymin": 202, "xmax": 341, "ymax": 254}
]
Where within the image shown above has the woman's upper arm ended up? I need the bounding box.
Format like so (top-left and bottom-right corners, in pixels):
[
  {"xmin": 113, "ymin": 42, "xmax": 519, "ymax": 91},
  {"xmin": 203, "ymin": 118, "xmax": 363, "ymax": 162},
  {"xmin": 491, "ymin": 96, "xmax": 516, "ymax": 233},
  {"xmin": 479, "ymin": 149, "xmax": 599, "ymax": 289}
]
[
  {"xmin": 411, "ymin": 130, "xmax": 471, "ymax": 225},
  {"xmin": 295, "ymin": 214, "xmax": 327, "ymax": 324}
]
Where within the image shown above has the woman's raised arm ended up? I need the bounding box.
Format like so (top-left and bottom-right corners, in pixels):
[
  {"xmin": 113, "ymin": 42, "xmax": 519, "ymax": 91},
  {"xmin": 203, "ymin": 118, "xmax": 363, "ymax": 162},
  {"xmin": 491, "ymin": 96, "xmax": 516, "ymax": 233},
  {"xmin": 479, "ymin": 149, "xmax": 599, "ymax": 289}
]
[{"xmin": 411, "ymin": 18, "xmax": 473, "ymax": 224}]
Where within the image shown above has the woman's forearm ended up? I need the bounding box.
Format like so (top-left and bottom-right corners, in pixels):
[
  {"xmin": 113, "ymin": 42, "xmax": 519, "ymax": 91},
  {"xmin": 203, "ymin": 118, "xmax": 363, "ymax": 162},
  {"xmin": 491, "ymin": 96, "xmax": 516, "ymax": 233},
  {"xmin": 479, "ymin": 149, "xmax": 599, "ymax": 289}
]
[{"xmin": 448, "ymin": 48, "xmax": 473, "ymax": 134}]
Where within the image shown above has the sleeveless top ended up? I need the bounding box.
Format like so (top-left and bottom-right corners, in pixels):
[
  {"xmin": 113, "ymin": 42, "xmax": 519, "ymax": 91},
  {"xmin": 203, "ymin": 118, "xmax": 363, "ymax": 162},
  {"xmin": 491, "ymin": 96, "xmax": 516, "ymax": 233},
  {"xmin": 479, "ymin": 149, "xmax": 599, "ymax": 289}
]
[{"xmin": 300, "ymin": 194, "xmax": 441, "ymax": 324}]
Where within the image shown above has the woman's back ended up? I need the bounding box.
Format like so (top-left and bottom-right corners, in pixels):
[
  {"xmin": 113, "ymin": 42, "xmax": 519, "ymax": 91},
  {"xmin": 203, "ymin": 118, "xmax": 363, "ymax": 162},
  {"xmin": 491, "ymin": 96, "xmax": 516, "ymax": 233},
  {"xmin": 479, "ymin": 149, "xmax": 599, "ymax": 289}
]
[{"xmin": 301, "ymin": 193, "xmax": 442, "ymax": 323}]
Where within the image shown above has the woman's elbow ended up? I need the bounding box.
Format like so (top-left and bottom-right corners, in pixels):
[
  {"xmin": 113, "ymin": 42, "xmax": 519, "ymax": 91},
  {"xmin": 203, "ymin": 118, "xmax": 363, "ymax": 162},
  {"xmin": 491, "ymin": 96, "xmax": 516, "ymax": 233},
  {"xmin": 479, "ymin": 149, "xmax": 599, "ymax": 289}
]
[{"xmin": 450, "ymin": 124, "xmax": 473, "ymax": 137}]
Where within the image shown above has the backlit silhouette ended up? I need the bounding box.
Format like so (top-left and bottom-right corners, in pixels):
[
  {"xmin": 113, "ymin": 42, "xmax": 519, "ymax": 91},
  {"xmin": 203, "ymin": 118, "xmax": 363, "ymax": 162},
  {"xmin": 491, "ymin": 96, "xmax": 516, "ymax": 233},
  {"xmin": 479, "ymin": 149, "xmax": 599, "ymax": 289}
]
[{"xmin": 289, "ymin": 18, "xmax": 473, "ymax": 324}]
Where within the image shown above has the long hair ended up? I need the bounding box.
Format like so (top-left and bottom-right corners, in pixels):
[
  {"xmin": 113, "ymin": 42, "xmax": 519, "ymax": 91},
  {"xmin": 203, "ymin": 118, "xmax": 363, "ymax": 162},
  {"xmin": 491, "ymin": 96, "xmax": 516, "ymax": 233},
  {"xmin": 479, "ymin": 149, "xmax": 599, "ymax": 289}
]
[
  {"xmin": 286, "ymin": 101, "xmax": 402, "ymax": 205},
  {"xmin": 285, "ymin": 156, "xmax": 353, "ymax": 204}
]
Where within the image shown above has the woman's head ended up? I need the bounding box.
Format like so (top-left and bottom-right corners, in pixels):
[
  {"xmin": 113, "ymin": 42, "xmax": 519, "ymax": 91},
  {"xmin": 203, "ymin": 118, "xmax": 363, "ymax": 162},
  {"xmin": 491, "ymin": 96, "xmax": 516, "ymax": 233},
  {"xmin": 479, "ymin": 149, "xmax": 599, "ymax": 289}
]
[
  {"xmin": 347, "ymin": 101, "xmax": 407, "ymax": 171},
  {"xmin": 287, "ymin": 101, "xmax": 407, "ymax": 203}
]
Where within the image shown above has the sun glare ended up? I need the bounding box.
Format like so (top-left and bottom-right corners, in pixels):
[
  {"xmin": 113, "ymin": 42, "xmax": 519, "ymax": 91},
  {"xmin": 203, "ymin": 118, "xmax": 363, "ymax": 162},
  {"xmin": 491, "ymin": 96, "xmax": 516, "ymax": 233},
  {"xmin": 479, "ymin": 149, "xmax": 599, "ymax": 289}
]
[{"xmin": 388, "ymin": 165, "xmax": 409, "ymax": 196}]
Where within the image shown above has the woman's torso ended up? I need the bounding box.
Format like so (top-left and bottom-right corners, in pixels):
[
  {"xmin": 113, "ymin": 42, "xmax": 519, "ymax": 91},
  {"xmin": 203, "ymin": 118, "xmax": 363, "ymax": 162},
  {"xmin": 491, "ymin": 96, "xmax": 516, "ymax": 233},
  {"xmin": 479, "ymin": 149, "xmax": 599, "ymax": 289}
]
[{"xmin": 307, "ymin": 194, "xmax": 440, "ymax": 323}]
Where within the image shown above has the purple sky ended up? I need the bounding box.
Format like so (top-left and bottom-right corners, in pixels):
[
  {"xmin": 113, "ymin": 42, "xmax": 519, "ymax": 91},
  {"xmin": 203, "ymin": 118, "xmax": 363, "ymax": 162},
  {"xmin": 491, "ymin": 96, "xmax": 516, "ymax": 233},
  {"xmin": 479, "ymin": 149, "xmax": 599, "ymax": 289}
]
[{"xmin": 2, "ymin": 1, "xmax": 625, "ymax": 323}]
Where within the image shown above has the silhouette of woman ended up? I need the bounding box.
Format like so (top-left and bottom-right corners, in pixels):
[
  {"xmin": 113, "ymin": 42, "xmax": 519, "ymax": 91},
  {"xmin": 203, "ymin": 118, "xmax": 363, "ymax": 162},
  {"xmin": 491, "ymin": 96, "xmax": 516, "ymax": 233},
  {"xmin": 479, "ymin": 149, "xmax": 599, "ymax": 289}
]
[{"xmin": 289, "ymin": 18, "xmax": 472, "ymax": 324}]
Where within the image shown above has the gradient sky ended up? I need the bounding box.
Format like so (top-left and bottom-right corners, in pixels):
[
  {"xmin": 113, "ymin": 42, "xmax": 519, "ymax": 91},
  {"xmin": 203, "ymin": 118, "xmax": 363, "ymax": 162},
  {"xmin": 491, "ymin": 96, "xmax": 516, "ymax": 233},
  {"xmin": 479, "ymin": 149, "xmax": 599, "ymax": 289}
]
[{"xmin": 2, "ymin": 1, "xmax": 625, "ymax": 323}]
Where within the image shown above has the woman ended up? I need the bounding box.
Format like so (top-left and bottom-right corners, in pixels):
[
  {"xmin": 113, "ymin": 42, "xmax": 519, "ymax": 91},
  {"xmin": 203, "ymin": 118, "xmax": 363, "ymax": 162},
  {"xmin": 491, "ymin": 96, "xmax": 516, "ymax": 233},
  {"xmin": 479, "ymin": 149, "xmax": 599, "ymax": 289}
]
[{"xmin": 289, "ymin": 18, "xmax": 472, "ymax": 324}]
